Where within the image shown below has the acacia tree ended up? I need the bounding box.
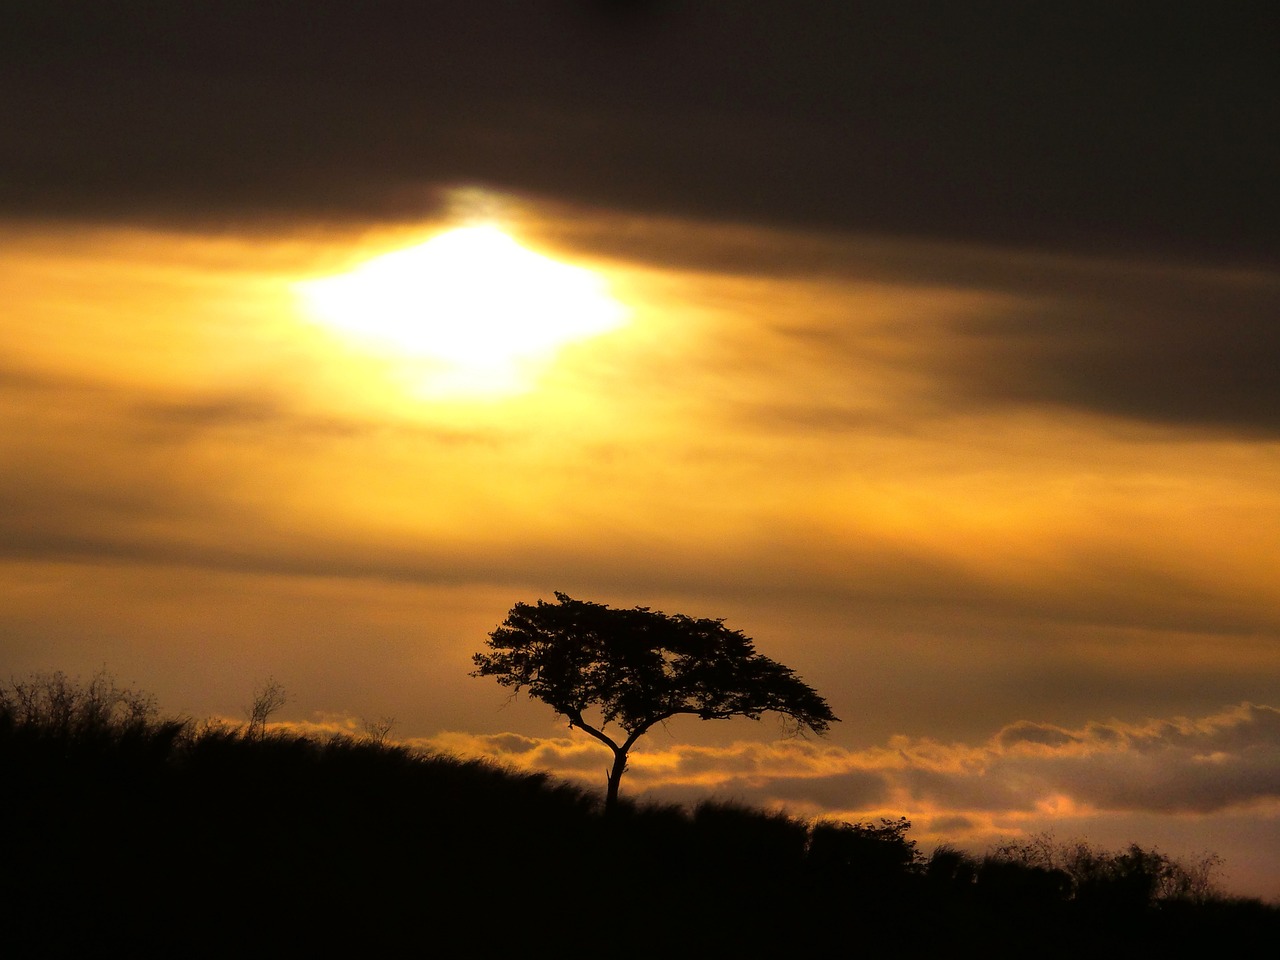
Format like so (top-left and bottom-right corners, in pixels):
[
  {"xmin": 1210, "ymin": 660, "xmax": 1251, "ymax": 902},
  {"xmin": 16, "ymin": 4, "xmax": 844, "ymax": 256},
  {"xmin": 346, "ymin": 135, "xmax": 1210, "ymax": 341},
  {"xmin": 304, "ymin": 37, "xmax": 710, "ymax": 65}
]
[{"xmin": 472, "ymin": 593, "xmax": 838, "ymax": 813}]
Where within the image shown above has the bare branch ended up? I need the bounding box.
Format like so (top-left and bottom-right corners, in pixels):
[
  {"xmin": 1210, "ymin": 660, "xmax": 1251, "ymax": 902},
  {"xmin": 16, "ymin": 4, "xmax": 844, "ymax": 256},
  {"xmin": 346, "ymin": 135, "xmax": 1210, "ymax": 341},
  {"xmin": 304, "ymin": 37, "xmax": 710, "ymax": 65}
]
[{"xmin": 245, "ymin": 677, "xmax": 287, "ymax": 739}]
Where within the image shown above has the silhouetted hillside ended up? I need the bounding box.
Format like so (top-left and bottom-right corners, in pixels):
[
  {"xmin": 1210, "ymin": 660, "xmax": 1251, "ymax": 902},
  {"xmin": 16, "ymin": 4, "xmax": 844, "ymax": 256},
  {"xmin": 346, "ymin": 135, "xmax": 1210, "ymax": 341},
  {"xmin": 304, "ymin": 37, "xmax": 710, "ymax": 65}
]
[{"xmin": 2, "ymin": 673, "xmax": 1276, "ymax": 957}]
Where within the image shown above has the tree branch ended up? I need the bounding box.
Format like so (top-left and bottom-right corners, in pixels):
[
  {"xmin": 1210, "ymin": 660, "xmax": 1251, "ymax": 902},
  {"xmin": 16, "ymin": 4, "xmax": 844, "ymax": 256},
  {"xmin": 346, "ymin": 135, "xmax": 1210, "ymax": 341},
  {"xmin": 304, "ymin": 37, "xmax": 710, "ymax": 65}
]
[
  {"xmin": 619, "ymin": 712, "xmax": 675, "ymax": 753},
  {"xmin": 566, "ymin": 709, "xmax": 621, "ymax": 754}
]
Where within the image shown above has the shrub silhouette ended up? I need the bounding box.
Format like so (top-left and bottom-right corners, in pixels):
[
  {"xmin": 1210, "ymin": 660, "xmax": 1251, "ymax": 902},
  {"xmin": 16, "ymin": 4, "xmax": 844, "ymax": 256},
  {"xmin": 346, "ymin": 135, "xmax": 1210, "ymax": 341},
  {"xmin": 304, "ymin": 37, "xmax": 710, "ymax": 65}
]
[
  {"xmin": 807, "ymin": 816, "xmax": 919, "ymax": 893},
  {"xmin": 987, "ymin": 834, "xmax": 1225, "ymax": 910},
  {"xmin": 926, "ymin": 843, "xmax": 980, "ymax": 888},
  {"xmin": 0, "ymin": 668, "xmax": 176, "ymax": 741}
]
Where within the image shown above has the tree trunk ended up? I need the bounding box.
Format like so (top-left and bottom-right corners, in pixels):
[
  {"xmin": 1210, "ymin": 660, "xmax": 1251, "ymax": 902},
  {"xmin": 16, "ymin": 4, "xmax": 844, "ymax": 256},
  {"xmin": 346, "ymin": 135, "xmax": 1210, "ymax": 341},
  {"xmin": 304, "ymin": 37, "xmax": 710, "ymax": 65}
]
[{"xmin": 604, "ymin": 747, "xmax": 628, "ymax": 815}]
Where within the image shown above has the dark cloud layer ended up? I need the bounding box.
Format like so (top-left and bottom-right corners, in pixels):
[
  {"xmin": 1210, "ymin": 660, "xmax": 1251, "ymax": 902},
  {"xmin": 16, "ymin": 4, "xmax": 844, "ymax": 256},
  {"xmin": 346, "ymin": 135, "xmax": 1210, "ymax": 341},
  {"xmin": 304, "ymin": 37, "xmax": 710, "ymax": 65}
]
[
  {"xmin": 943, "ymin": 269, "xmax": 1280, "ymax": 434},
  {"xmin": 678, "ymin": 229, "xmax": 1280, "ymax": 438},
  {"xmin": 3, "ymin": 2, "xmax": 1275, "ymax": 263}
]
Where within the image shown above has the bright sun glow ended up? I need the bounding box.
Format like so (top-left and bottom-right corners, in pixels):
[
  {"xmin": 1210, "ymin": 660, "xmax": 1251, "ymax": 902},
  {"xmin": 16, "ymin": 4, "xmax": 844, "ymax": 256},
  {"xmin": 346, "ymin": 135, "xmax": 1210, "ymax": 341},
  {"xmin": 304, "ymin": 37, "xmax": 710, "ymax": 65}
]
[{"xmin": 296, "ymin": 225, "xmax": 628, "ymax": 395}]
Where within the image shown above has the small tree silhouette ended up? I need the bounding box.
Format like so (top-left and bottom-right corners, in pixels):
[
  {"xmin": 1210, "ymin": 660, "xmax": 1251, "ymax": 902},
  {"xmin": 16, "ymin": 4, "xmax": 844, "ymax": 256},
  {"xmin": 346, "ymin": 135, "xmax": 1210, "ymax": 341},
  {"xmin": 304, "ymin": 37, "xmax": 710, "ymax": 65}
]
[
  {"xmin": 472, "ymin": 592, "xmax": 838, "ymax": 813},
  {"xmin": 362, "ymin": 715, "xmax": 396, "ymax": 745},
  {"xmin": 245, "ymin": 677, "xmax": 287, "ymax": 739}
]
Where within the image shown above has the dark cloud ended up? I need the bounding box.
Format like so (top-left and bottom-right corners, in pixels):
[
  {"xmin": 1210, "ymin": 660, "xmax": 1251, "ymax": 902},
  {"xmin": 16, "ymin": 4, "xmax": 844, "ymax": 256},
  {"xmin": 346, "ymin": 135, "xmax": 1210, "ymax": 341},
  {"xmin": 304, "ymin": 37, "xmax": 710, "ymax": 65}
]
[
  {"xmin": 900, "ymin": 763, "xmax": 1040, "ymax": 813},
  {"xmin": 996, "ymin": 721, "xmax": 1081, "ymax": 750},
  {"xmin": 985, "ymin": 705, "xmax": 1280, "ymax": 815},
  {"xmin": 736, "ymin": 769, "xmax": 890, "ymax": 810},
  {"xmin": 129, "ymin": 393, "xmax": 497, "ymax": 447},
  {"xmin": 708, "ymin": 234, "xmax": 1280, "ymax": 438},
  {"xmin": 2, "ymin": 2, "xmax": 1274, "ymax": 263},
  {"xmin": 0, "ymin": 363, "xmax": 509, "ymax": 581},
  {"xmin": 923, "ymin": 814, "xmax": 979, "ymax": 834},
  {"xmin": 941, "ymin": 270, "xmax": 1280, "ymax": 435}
]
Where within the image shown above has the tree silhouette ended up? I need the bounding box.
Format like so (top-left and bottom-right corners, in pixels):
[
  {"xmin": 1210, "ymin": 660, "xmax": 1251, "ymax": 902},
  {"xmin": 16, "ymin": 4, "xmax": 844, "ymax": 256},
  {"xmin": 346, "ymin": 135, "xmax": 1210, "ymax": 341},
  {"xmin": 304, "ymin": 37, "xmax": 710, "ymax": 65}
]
[
  {"xmin": 472, "ymin": 592, "xmax": 838, "ymax": 813},
  {"xmin": 244, "ymin": 677, "xmax": 287, "ymax": 739}
]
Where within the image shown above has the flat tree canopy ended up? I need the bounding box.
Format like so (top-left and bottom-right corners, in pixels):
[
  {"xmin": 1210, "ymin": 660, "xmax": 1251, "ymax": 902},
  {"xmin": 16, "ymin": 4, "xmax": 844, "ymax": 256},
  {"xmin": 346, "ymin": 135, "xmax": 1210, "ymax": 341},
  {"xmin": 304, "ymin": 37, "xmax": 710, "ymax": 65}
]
[{"xmin": 472, "ymin": 592, "xmax": 838, "ymax": 811}]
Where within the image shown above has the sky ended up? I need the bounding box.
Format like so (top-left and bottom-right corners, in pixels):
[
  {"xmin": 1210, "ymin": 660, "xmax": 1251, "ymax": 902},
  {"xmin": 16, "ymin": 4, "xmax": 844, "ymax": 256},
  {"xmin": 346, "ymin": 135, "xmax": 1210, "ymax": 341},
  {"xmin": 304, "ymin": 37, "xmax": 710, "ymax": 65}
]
[{"xmin": 3, "ymin": 2, "xmax": 1278, "ymax": 899}]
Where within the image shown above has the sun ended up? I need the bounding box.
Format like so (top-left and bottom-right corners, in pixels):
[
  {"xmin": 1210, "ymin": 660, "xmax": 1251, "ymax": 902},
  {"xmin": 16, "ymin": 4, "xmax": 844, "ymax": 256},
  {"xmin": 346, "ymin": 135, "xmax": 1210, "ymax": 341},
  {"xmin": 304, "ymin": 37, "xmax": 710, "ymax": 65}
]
[{"xmin": 296, "ymin": 225, "xmax": 628, "ymax": 395}]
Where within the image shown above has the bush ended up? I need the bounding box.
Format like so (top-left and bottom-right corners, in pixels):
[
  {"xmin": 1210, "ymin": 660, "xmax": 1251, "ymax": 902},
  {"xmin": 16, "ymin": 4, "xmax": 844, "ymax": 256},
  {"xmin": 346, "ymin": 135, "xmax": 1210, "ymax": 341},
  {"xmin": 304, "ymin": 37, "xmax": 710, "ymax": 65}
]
[
  {"xmin": 987, "ymin": 834, "xmax": 1225, "ymax": 908},
  {"xmin": 807, "ymin": 816, "xmax": 919, "ymax": 886},
  {"xmin": 0, "ymin": 669, "xmax": 163, "ymax": 738}
]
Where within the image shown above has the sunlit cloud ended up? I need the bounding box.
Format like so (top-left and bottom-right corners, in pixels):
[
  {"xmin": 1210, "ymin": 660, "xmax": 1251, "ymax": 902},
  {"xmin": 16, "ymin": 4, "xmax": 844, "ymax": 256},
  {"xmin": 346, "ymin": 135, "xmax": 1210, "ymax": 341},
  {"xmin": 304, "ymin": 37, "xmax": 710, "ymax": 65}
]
[{"xmin": 426, "ymin": 703, "xmax": 1280, "ymax": 826}]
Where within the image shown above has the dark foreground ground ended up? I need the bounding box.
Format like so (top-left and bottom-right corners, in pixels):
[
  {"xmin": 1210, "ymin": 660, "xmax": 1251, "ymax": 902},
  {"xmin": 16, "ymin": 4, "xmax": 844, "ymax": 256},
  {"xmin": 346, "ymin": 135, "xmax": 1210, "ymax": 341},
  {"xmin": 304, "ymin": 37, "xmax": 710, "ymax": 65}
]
[{"xmin": 3, "ymin": 680, "xmax": 1277, "ymax": 957}]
